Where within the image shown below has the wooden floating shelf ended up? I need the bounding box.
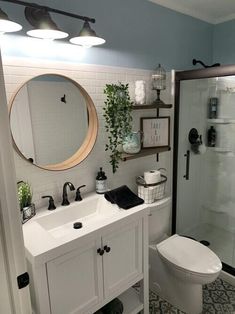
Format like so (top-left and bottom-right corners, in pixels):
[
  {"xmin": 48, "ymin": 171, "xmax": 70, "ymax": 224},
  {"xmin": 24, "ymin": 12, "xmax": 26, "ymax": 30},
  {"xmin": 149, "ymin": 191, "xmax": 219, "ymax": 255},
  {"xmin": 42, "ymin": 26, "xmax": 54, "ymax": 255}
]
[
  {"xmin": 121, "ymin": 146, "xmax": 171, "ymax": 161},
  {"xmin": 132, "ymin": 103, "xmax": 172, "ymax": 110}
]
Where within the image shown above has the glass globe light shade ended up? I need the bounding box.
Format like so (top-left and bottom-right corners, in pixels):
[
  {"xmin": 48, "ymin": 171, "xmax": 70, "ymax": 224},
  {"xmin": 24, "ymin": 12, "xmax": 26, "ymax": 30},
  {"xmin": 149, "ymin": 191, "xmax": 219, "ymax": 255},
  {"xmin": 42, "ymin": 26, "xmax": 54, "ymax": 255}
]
[
  {"xmin": 0, "ymin": 8, "xmax": 22, "ymax": 33},
  {"xmin": 70, "ymin": 21, "xmax": 105, "ymax": 48}
]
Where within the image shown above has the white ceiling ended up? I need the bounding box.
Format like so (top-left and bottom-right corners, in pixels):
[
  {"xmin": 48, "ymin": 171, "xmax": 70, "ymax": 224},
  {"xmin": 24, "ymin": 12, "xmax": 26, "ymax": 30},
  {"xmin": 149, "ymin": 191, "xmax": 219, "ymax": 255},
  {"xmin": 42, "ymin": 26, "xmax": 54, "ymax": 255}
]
[{"xmin": 149, "ymin": 0, "xmax": 235, "ymax": 24}]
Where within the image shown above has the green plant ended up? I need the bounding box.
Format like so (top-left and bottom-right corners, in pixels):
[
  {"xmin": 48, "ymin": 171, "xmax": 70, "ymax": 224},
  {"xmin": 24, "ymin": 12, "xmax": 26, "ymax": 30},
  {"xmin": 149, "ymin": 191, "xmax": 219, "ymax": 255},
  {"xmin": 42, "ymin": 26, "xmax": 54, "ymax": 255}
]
[
  {"xmin": 17, "ymin": 181, "xmax": 33, "ymax": 210},
  {"xmin": 103, "ymin": 83, "xmax": 133, "ymax": 173}
]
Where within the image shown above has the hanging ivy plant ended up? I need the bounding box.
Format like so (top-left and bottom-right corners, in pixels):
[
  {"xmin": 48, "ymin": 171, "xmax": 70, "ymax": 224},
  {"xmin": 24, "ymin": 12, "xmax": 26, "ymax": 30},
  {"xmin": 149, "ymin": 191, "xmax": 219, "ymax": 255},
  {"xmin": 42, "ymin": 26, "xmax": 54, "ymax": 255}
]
[{"xmin": 103, "ymin": 83, "xmax": 133, "ymax": 173}]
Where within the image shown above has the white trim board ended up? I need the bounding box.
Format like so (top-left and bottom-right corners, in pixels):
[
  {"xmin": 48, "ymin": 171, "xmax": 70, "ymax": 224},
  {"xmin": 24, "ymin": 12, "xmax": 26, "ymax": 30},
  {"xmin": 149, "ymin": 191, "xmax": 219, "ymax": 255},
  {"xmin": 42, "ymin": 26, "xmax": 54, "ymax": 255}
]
[
  {"xmin": 0, "ymin": 50, "xmax": 32, "ymax": 314},
  {"xmin": 2, "ymin": 56, "xmax": 152, "ymax": 76}
]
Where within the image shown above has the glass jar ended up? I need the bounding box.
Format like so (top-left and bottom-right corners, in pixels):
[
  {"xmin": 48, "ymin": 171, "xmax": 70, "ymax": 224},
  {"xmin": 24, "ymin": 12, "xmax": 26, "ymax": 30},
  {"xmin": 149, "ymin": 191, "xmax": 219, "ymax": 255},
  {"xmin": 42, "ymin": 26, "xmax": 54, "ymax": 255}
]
[{"xmin": 123, "ymin": 131, "xmax": 142, "ymax": 154}]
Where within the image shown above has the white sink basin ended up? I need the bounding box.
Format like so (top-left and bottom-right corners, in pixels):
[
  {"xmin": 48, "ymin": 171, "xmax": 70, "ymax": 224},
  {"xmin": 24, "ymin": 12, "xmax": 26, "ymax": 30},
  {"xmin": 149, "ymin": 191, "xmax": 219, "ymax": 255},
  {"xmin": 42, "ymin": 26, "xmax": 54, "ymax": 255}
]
[
  {"xmin": 35, "ymin": 194, "xmax": 119, "ymax": 239},
  {"xmin": 23, "ymin": 192, "xmax": 150, "ymax": 262}
]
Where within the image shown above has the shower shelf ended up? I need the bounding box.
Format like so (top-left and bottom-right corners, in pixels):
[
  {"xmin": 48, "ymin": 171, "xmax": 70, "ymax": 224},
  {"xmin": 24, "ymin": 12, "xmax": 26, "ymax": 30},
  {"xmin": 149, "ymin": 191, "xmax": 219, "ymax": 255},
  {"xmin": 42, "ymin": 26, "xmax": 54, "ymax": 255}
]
[
  {"xmin": 207, "ymin": 147, "xmax": 233, "ymax": 153},
  {"xmin": 207, "ymin": 118, "xmax": 235, "ymax": 124}
]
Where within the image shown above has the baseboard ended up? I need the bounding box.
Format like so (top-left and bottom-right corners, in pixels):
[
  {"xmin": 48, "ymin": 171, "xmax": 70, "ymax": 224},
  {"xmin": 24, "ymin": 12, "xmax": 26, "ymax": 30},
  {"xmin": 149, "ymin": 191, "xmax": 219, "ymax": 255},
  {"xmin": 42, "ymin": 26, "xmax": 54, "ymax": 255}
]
[{"xmin": 219, "ymin": 270, "xmax": 235, "ymax": 286}]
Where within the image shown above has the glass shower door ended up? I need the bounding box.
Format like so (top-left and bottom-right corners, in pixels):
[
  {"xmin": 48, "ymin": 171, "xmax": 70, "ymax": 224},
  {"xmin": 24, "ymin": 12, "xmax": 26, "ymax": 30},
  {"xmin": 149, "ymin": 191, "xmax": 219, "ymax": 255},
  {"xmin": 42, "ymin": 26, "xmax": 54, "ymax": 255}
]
[{"xmin": 175, "ymin": 76, "xmax": 235, "ymax": 271}]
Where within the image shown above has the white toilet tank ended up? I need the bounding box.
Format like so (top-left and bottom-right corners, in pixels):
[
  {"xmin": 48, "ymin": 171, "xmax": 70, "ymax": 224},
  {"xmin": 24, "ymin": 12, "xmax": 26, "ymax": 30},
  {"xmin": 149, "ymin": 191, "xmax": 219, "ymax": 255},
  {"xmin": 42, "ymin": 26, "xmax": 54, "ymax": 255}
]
[{"xmin": 148, "ymin": 197, "xmax": 171, "ymax": 243}]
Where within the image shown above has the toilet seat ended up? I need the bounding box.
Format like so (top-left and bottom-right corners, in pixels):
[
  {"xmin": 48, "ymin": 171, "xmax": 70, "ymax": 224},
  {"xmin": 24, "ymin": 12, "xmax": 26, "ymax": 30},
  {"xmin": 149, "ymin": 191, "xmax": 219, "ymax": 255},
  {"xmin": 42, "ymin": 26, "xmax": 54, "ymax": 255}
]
[{"xmin": 157, "ymin": 234, "xmax": 222, "ymax": 275}]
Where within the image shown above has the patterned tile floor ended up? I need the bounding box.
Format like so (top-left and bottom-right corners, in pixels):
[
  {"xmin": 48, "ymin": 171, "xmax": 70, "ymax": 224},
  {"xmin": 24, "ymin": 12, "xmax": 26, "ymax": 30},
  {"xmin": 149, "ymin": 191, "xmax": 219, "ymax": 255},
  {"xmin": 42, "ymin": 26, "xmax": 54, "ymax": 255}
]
[{"xmin": 149, "ymin": 278, "xmax": 235, "ymax": 314}]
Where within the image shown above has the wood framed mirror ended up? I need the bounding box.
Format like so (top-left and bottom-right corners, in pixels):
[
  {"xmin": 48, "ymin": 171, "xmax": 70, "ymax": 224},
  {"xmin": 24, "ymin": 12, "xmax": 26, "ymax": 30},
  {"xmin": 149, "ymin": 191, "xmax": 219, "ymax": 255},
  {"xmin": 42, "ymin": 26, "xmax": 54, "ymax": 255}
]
[{"xmin": 9, "ymin": 74, "xmax": 98, "ymax": 171}]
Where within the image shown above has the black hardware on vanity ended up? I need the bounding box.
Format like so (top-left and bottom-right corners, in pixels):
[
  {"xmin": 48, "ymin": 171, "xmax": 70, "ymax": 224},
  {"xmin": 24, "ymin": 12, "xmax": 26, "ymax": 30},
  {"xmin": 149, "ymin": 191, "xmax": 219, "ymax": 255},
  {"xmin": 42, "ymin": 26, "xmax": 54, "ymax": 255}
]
[
  {"xmin": 184, "ymin": 150, "xmax": 190, "ymax": 180},
  {"xmin": 104, "ymin": 245, "xmax": 111, "ymax": 253},
  {"xmin": 62, "ymin": 182, "xmax": 75, "ymax": 206},
  {"xmin": 97, "ymin": 248, "xmax": 105, "ymax": 256},
  {"xmin": 75, "ymin": 185, "xmax": 86, "ymax": 201},
  {"xmin": 42, "ymin": 195, "xmax": 56, "ymax": 210}
]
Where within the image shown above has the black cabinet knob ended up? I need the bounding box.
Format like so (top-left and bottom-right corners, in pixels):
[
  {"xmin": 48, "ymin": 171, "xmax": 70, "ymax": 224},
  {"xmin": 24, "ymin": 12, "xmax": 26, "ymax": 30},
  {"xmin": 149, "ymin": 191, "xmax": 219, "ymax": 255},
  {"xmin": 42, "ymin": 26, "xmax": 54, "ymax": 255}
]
[
  {"xmin": 104, "ymin": 245, "xmax": 111, "ymax": 253},
  {"xmin": 97, "ymin": 248, "xmax": 104, "ymax": 256}
]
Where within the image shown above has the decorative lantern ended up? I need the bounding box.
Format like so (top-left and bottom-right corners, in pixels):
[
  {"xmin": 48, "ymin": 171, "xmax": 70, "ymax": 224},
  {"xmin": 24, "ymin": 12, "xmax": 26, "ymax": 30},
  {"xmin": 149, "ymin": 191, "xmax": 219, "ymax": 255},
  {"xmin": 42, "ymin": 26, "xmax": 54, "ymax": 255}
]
[{"xmin": 152, "ymin": 64, "xmax": 166, "ymax": 105}]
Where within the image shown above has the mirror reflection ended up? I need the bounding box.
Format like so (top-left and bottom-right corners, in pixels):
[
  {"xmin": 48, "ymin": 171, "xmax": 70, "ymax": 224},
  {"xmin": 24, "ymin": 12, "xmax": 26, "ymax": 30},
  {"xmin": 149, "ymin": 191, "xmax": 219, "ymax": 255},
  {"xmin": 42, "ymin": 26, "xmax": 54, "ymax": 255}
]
[{"xmin": 10, "ymin": 74, "xmax": 89, "ymax": 168}]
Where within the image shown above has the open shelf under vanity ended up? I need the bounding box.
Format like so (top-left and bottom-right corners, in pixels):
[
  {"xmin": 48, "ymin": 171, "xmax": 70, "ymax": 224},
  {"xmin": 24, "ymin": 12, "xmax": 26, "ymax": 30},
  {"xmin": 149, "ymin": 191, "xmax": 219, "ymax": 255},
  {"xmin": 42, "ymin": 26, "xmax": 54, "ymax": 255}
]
[{"xmin": 118, "ymin": 287, "xmax": 144, "ymax": 314}]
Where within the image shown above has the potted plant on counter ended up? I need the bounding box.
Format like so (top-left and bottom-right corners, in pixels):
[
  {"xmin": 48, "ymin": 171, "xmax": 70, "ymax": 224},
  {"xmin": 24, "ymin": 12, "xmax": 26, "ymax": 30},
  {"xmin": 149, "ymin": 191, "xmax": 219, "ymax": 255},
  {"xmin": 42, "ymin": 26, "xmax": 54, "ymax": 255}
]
[
  {"xmin": 103, "ymin": 83, "xmax": 133, "ymax": 173},
  {"xmin": 17, "ymin": 181, "xmax": 35, "ymax": 223}
]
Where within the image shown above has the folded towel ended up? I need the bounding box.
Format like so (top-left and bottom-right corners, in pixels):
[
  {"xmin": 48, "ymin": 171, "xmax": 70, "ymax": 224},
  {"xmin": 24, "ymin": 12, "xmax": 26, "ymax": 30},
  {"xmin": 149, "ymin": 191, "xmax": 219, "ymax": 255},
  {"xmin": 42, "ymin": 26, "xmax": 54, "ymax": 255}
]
[{"xmin": 104, "ymin": 185, "xmax": 144, "ymax": 209}]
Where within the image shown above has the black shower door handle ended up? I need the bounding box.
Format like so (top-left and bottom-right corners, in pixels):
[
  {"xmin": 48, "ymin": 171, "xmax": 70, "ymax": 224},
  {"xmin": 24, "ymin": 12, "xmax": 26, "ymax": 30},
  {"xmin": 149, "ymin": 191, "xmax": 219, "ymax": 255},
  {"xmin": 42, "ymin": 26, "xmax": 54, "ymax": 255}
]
[{"xmin": 184, "ymin": 150, "xmax": 190, "ymax": 180}]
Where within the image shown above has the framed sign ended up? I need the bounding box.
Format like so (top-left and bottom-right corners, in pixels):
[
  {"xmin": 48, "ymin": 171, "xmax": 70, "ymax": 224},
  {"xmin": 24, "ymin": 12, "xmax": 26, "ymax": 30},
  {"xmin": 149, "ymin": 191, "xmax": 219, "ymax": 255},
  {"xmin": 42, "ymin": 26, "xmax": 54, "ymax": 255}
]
[{"xmin": 141, "ymin": 116, "xmax": 170, "ymax": 148}]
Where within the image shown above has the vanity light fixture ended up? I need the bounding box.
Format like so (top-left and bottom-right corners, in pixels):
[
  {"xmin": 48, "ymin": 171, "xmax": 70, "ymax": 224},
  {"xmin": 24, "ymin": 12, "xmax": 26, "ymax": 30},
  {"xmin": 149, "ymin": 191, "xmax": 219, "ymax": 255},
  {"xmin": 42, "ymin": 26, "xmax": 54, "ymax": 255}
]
[
  {"xmin": 25, "ymin": 7, "xmax": 68, "ymax": 40},
  {"xmin": 0, "ymin": 0, "xmax": 106, "ymax": 47},
  {"xmin": 0, "ymin": 7, "xmax": 22, "ymax": 34},
  {"xmin": 70, "ymin": 20, "xmax": 105, "ymax": 48},
  {"xmin": 152, "ymin": 64, "xmax": 166, "ymax": 105}
]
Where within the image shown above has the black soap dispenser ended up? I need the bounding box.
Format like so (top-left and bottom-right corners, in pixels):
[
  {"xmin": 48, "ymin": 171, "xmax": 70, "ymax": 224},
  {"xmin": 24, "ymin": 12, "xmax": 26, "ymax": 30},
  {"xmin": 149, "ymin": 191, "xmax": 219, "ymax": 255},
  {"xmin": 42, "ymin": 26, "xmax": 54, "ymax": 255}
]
[{"xmin": 96, "ymin": 167, "xmax": 107, "ymax": 194}]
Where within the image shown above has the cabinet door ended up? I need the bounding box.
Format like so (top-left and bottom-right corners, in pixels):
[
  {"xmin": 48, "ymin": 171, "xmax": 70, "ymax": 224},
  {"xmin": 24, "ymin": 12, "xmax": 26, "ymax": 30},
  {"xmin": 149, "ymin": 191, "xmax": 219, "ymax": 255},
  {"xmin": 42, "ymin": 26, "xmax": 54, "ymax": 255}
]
[
  {"xmin": 102, "ymin": 219, "xmax": 143, "ymax": 298},
  {"xmin": 47, "ymin": 237, "xmax": 103, "ymax": 314}
]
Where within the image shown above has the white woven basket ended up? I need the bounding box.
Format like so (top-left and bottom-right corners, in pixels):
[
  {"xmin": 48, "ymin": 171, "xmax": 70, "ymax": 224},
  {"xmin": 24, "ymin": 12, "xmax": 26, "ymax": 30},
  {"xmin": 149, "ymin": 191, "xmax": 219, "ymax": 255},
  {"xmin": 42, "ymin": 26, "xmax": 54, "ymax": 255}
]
[{"xmin": 136, "ymin": 170, "xmax": 167, "ymax": 204}]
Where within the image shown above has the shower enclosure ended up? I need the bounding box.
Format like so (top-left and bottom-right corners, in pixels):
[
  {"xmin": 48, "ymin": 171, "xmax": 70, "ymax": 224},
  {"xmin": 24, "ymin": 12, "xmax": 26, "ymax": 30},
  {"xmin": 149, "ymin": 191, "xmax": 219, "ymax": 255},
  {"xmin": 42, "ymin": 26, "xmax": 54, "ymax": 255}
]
[{"xmin": 173, "ymin": 65, "xmax": 235, "ymax": 276}]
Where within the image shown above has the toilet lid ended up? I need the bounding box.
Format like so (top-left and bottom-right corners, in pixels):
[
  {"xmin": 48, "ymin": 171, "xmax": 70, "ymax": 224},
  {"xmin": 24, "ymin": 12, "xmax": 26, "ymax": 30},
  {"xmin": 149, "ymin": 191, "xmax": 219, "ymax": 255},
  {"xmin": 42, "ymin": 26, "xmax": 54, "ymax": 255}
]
[{"xmin": 157, "ymin": 234, "xmax": 222, "ymax": 275}]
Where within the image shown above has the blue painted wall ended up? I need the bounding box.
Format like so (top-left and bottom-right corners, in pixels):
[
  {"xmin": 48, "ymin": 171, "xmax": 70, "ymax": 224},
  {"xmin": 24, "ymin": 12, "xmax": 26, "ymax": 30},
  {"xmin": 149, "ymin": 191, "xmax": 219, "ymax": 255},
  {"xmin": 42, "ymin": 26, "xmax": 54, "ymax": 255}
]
[
  {"xmin": 0, "ymin": 0, "xmax": 213, "ymax": 70},
  {"xmin": 213, "ymin": 20, "xmax": 235, "ymax": 65}
]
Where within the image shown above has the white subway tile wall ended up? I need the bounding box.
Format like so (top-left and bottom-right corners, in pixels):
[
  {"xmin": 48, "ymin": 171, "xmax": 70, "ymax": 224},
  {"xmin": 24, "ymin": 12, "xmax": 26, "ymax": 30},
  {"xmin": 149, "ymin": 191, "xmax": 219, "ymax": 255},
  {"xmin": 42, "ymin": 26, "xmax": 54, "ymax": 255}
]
[{"xmin": 3, "ymin": 57, "xmax": 173, "ymax": 209}]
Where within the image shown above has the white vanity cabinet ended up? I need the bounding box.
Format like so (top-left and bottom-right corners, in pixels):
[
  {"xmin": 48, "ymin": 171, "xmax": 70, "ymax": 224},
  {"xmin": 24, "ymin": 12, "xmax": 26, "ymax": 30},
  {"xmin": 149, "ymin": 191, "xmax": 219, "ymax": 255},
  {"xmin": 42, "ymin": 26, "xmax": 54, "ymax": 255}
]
[
  {"xmin": 46, "ymin": 237, "xmax": 103, "ymax": 314},
  {"xmin": 102, "ymin": 220, "xmax": 143, "ymax": 300},
  {"xmin": 46, "ymin": 220, "xmax": 143, "ymax": 314},
  {"xmin": 24, "ymin": 196, "xmax": 149, "ymax": 314}
]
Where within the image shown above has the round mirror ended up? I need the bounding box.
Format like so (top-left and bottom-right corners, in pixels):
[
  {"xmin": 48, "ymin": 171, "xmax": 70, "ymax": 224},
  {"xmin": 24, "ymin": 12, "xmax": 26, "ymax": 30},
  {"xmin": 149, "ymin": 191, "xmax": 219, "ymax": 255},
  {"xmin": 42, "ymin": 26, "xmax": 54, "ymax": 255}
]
[{"xmin": 9, "ymin": 74, "xmax": 98, "ymax": 171}]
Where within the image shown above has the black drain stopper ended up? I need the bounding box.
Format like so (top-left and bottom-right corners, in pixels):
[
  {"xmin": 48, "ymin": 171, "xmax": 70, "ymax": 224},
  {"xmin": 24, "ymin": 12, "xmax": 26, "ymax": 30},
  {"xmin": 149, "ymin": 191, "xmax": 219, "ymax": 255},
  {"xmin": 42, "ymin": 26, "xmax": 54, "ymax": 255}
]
[{"xmin": 73, "ymin": 222, "xmax": 83, "ymax": 229}]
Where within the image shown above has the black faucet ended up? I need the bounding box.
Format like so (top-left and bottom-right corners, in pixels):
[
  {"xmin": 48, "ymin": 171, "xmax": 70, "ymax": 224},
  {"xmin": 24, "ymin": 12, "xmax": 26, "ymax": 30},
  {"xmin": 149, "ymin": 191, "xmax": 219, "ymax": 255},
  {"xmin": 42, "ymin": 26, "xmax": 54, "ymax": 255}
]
[
  {"xmin": 75, "ymin": 185, "xmax": 86, "ymax": 201},
  {"xmin": 42, "ymin": 195, "xmax": 56, "ymax": 210},
  {"xmin": 62, "ymin": 182, "xmax": 75, "ymax": 206}
]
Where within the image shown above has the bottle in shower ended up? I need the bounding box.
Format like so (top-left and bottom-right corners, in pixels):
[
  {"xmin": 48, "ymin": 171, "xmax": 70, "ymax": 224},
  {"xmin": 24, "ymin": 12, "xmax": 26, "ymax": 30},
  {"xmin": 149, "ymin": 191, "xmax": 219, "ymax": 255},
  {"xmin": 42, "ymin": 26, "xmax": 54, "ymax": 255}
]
[
  {"xmin": 208, "ymin": 97, "xmax": 218, "ymax": 119},
  {"xmin": 207, "ymin": 126, "xmax": 216, "ymax": 147}
]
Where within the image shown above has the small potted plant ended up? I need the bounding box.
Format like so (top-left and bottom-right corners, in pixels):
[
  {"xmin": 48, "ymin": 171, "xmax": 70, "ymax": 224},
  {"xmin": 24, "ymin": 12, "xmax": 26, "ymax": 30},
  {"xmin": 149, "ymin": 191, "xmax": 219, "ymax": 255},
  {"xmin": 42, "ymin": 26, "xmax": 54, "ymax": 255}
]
[
  {"xmin": 103, "ymin": 82, "xmax": 133, "ymax": 173},
  {"xmin": 17, "ymin": 181, "xmax": 35, "ymax": 223}
]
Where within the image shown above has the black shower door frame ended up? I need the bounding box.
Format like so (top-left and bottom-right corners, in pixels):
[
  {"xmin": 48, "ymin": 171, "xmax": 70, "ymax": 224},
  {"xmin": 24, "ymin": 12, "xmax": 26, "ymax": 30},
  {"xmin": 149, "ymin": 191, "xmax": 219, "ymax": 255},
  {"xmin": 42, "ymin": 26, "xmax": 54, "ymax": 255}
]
[{"xmin": 173, "ymin": 64, "xmax": 235, "ymax": 276}]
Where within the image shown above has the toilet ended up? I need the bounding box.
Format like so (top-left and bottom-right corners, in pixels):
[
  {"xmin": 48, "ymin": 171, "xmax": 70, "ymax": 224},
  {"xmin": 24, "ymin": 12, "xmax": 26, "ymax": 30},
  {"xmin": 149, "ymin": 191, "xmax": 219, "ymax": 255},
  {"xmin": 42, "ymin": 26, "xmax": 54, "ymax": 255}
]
[{"xmin": 149, "ymin": 197, "xmax": 222, "ymax": 314}]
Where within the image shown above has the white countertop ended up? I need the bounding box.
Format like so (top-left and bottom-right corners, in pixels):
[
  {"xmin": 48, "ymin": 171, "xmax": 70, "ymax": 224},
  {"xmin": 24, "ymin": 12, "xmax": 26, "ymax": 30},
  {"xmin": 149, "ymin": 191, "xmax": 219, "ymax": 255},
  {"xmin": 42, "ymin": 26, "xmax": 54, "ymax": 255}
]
[{"xmin": 23, "ymin": 192, "xmax": 151, "ymax": 264}]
